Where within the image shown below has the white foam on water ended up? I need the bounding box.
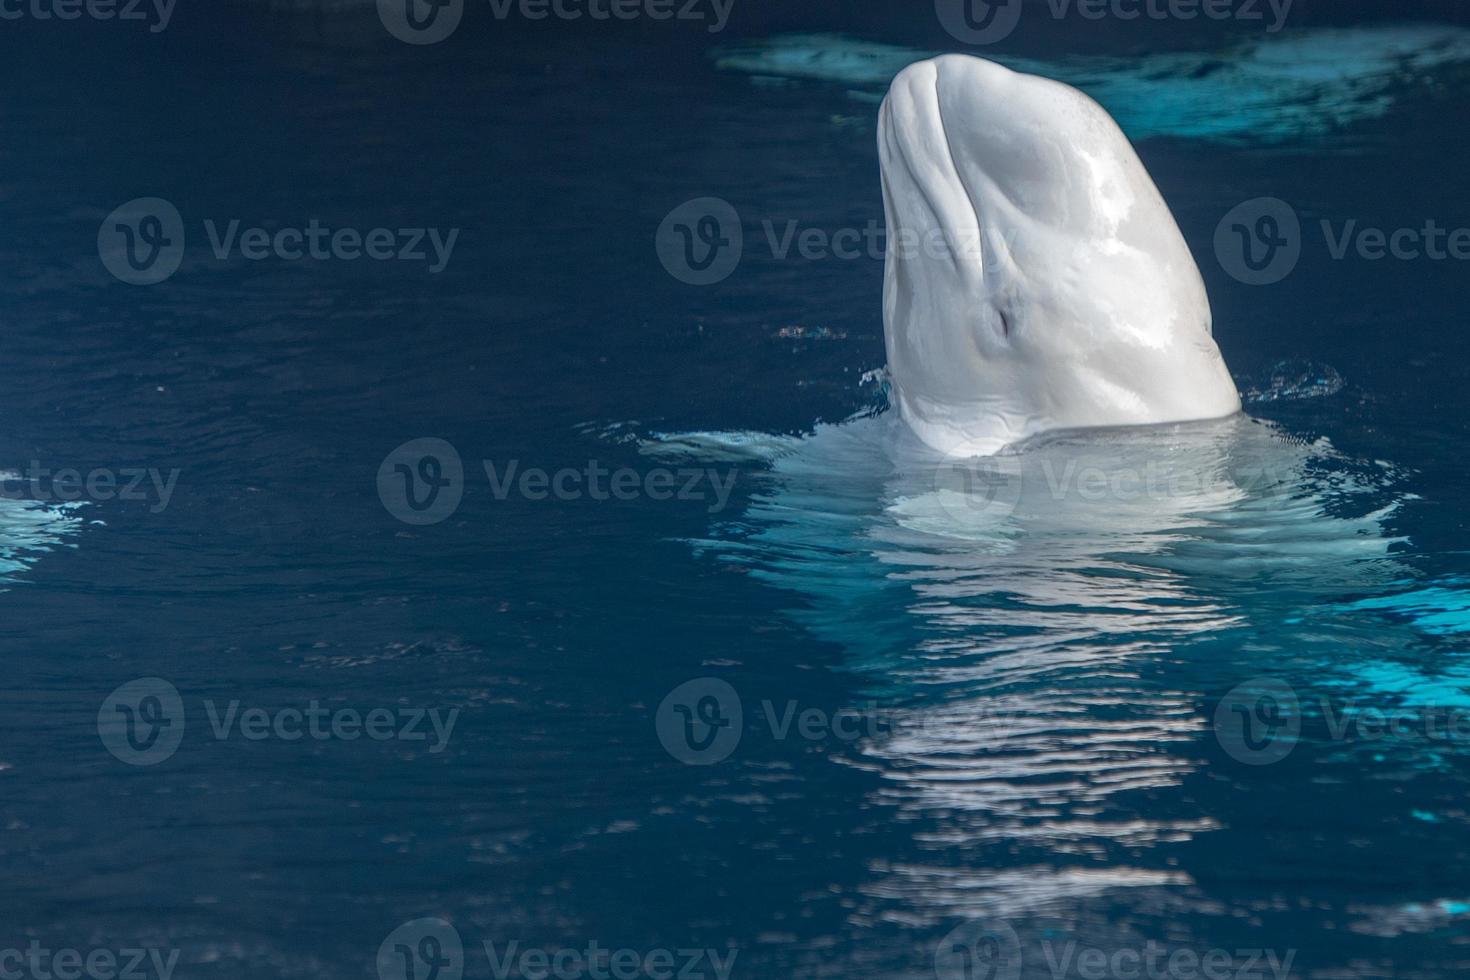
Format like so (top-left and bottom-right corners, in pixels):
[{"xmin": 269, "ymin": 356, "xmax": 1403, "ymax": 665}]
[{"xmin": 0, "ymin": 493, "xmax": 85, "ymax": 588}]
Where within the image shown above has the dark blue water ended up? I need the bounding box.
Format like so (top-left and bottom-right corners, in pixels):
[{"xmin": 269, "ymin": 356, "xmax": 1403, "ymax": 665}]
[{"xmin": 4, "ymin": 3, "xmax": 1470, "ymax": 978}]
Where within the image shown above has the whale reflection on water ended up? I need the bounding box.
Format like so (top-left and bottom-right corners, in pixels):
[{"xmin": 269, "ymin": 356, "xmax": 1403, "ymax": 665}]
[{"xmin": 647, "ymin": 410, "xmax": 1406, "ymax": 923}]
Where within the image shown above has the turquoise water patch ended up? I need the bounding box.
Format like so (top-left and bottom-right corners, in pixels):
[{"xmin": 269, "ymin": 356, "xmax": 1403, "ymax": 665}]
[
  {"xmin": 1344, "ymin": 660, "xmax": 1470, "ymax": 711},
  {"xmin": 0, "ymin": 495, "xmax": 84, "ymax": 589},
  {"xmin": 713, "ymin": 26, "xmax": 1470, "ymax": 143},
  {"xmin": 1348, "ymin": 584, "xmax": 1470, "ymax": 637}
]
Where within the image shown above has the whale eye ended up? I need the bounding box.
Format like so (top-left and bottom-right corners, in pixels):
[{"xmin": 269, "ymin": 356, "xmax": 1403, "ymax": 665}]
[{"xmin": 997, "ymin": 308, "xmax": 1011, "ymax": 339}]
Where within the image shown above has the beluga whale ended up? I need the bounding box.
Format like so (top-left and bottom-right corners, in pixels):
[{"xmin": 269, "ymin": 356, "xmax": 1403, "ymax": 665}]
[
  {"xmin": 628, "ymin": 53, "xmax": 1439, "ymax": 936},
  {"xmin": 638, "ymin": 51, "xmax": 1408, "ymax": 584},
  {"xmin": 878, "ymin": 53, "xmax": 1240, "ymax": 456}
]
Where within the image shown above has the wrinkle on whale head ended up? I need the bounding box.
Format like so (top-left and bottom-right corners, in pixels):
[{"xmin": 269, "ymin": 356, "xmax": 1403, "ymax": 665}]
[{"xmin": 878, "ymin": 54, "xmax": 1240, "ymax": 456}]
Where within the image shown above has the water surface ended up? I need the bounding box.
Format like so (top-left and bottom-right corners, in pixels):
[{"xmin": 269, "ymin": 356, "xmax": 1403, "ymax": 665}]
[{"xmin": 2, "ymin": 5, "xmax": 1470, "ymax": 978}]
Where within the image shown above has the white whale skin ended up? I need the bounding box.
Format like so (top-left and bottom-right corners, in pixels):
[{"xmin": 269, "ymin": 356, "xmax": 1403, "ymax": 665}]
[{"xmin": 879, "ymin": 54, "xmax": 1241, "ymax": 456}]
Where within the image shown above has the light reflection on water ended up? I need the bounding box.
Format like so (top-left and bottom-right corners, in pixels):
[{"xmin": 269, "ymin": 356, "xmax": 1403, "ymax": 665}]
[
  {"xmin": 0, "ymin": 490, "xmax": 83, "ymax": 588},
  {"xmin": 654, "ymin": 409, "xmax": 1419, "ymax": 935}
]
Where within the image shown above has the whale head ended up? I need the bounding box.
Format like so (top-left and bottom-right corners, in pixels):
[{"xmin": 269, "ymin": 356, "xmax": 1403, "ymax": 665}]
[{"xmin": 878, "ymin": 54, "xmax": 1241, "ymax": 456}]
